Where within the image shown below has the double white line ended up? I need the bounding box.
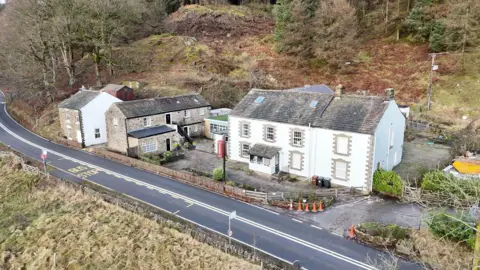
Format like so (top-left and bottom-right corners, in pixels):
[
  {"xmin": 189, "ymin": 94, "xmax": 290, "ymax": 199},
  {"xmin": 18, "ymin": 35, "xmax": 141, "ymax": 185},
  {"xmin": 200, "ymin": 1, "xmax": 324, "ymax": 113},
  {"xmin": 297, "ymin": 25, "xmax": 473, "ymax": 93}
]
[{"xmin": 0, "ymin": 106, "xmax": 377, "ymax": 270}]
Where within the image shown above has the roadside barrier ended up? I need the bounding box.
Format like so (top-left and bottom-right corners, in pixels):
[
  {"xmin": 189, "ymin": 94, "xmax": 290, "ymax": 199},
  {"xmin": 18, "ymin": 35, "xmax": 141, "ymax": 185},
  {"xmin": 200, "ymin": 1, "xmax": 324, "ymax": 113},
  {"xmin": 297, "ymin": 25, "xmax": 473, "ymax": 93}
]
[{"xmin": 311, "ymin": 202, "xmax": 317, "ymax": 213}]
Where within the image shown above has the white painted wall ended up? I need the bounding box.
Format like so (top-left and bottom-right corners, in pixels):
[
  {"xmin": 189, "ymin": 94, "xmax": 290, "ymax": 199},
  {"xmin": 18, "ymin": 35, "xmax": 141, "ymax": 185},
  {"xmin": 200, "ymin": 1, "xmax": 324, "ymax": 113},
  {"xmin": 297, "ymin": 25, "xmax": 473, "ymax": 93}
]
[
  {"xmin": 81, "ymin": 93, "xmax": 122, "ymax": 146},
  {"xmin": 249, "ymin": 157, "xmax": 275, "ymax": 174},
  {"xmin": 372, "ymin": 100, "xmax": 406, "ymax": 176},
  {"xmin": 229, "ymin": 116, "xmax": 311, "ymax": 177},
  {"xmin": 309, "ymin": 128, "xmax": 372, "ymax": 190}
]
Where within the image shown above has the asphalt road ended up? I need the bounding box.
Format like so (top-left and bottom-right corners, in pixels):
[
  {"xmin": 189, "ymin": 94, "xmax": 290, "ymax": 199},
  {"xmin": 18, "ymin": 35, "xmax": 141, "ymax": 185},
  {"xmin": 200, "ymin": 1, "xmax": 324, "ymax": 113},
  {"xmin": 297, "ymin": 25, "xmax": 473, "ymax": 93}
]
[{"xmin": 0, "ymin": 93, "xmax": 418, "ymax": 270}]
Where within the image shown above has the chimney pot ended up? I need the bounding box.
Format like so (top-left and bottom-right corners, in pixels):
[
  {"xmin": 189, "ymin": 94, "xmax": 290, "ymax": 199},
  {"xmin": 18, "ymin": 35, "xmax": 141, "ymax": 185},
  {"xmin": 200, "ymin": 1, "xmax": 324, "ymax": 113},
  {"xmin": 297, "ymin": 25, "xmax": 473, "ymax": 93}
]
[
  {"xmin": 385, "ymin": 88, "xmax": 395, "ymax": 100},
  {"xmin": 335, "ymin": 84, "xmax": 345, "ymax": 97}
]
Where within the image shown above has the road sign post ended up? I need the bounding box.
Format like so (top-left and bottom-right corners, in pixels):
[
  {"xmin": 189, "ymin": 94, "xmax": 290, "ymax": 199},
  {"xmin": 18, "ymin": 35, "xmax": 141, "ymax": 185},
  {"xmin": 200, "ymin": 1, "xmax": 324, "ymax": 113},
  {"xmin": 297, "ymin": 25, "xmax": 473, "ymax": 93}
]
[
  {"xmin": 41, "ymin": 149, "xmax": 48, "ymax": 179},
  {"xmin": 228, "ymin": 210, "xmax": 236, "ymax": 245}
]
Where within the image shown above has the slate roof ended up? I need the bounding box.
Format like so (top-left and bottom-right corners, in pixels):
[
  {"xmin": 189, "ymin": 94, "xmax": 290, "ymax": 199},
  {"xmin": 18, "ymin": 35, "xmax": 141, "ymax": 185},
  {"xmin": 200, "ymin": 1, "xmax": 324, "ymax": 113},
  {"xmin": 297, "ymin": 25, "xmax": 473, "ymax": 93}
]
[
  {"xmin": 231, "ymin": 89, "xmax": 389, "ymax": 134},
  {"xmin": 102, "ymin": 84, "xmax": 128, "ymax": 92},
  {"xmin": 249, "ymin": 144, "xmax": 281, "ymax": 158},
  {"xmin": 289, "ymin": 84, "xmax": 335, "ymax": 94},
  {"xmin": 127, "ymin": 125, "xmax": 175, "ymax": 139},
  {"xmin": 114, "ymin": 94, "xmax": 210, "ymax": 118},
  {"xmin": 58, "ymin": 90, "xmax": 101, "ymax": 110}
]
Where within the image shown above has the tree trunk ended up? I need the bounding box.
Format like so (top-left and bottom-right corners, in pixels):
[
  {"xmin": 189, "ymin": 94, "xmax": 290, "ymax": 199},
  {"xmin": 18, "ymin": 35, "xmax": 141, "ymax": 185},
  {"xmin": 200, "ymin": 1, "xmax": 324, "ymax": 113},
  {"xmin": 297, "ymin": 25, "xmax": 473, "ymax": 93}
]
[
  {"xmin": 50, "ymin": 48, "xmax": 57, "ymax": 83},
  {"xmin": 60, "ymin": 41, "xmax": 76, "ymax": 87},
  {"xmin": 94, "ymin": 59, "xmax": 101, "ymax": 87}
]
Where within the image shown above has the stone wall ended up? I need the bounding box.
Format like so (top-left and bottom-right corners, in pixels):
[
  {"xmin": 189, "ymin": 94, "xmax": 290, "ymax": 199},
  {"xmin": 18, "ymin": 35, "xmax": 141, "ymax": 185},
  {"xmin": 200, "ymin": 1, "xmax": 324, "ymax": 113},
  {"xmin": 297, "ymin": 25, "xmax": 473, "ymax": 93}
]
[
  {"xmin": 105, "ymin": 105, "xmax": 128, "ymax": 154},
  {"xmin": 137, "ymin": 132, "xmax": 182, "ymax": 156},
  {"xmin": 58, "ymin": 108, "xmax": 81, "ymax": 143}
]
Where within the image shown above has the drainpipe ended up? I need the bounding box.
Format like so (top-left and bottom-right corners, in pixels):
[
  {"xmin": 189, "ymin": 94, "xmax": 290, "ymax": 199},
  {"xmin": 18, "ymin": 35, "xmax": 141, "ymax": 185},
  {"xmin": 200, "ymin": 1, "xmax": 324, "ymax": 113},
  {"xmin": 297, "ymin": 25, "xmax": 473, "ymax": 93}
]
[
  {"xmin": 308, "ymin": 123, "xmax": 312, "ymax": 178},
  {"xmin": 125, "ymin": 118, "xmax": 130, "ymax": 156}
]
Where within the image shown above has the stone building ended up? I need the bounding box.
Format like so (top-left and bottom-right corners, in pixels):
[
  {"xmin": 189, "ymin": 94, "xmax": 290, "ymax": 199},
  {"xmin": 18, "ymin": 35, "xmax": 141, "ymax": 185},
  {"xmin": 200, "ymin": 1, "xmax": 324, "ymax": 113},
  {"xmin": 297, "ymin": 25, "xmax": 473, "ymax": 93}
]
[{"xmin": 105, "ymin": 93, "xmax": 211, "ymax": 156}]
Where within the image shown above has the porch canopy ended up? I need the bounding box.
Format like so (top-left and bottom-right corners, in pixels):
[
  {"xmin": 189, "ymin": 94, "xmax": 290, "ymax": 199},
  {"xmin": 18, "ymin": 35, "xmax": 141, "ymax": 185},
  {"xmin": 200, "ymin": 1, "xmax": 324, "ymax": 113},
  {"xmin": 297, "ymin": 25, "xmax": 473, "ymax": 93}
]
[
  {"xmin": 249, "ymin": 143, "xmax": 281, "ymax": 158},
  {"xmin": 128, "ymin": 125, "xmax": 175, "ymax": 139}
]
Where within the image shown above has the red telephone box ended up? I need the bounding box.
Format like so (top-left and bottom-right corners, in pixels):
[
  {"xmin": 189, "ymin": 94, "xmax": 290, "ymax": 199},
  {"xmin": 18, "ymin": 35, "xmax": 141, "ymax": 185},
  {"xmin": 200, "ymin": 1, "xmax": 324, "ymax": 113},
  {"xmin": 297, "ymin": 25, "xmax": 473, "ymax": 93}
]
[{"xmin": 217, "ymin": 140, "xmax": 225, "ymax": 158}]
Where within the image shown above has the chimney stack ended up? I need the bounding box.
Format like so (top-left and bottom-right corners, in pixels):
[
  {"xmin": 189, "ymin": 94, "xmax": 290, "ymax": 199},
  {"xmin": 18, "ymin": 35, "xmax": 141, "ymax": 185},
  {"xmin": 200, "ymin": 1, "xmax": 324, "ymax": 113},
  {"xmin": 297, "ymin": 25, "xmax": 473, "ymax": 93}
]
[
  {"xmin": 80, "ymin": 85, "xmax": 87, "ymax": 91},
  {"xmin": 335, "ymin": 84, "xmax": 345, "ymax": 98},
  {"xmin": 385, "ymin": 88, "xmax": 395, "ymax": 100}
]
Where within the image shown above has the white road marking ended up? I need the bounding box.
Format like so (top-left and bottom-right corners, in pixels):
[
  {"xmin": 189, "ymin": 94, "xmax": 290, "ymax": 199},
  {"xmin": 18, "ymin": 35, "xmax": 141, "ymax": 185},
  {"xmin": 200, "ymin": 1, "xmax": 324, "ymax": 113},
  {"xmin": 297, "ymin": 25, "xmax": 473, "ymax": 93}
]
[
  {"xmin": 0, "ymin": 103, "xmax": 378, "ymax": 270},
  {"xmin": 173, "ymin": 210, "xmax": 180, "ymax": 215},
  {"xmin": 292, "ymin": 218, "xmax": 303, "ymax": 223},
  {"xmin": 332, "ymin": 232, "xmax": 344, "ymax": 237},
  {"xmin": 311, "ymin": 225, "xmax": 323, "ymax": 230},
  {"xmin": 187, "ymin": 203, "xmax": 194, "ymax": 208}
]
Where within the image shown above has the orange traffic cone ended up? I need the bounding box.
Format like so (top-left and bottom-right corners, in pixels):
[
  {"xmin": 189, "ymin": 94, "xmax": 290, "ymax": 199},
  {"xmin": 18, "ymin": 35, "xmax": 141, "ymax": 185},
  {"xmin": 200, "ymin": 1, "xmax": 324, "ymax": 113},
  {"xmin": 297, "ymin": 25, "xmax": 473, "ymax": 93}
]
[
  {"xmin": 297, "ymin": 201, "xmax": 302, "ymax": 212},
  {"xmin": 304, "ymin": 202, "xmax": 309, "ymax": 212},
  {"xmin": 349, "ymin": 224, "xmax": 355, "ymax": 238},
  {"xmin": 311, "ymin": 202, "xmax": 317, "ymax": 213},
  {"xmin": 318, "ymin": 201, "xmax": 324, "ymax": 212}
]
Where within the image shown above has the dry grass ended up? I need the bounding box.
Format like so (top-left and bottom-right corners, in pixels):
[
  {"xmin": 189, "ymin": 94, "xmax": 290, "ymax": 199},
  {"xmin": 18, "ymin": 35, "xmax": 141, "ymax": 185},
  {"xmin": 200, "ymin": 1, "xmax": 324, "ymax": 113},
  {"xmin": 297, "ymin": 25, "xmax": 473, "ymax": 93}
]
[{"xmin": 0, "ymin": 158, "xmax": 259, "ymax": 270}]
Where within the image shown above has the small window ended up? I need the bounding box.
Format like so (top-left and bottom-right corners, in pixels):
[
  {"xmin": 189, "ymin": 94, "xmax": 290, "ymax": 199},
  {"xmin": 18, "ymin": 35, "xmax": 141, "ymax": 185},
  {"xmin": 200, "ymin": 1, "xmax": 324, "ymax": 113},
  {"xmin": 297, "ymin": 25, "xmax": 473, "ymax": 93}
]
[
  {"xmin": 335, "ymin": 161, "xmax": 348, "ymax": 180},
  {"xmin": 254, "ymin": 96, "xmax": 265, "ymax": 104},
  {"xmin": 143, "ymin": 117, "xmax": 151, "ymax": 127},
  {"xmin": 142, "ymin": 140, "xmax": 157, "ymax": 153},
  {"xmin": 265, "ymin": 126, "xmax": 275, "ymax": 141},
  {"xmin": 291, "ymin": 152, "xmax": 302, "ymax": 170},
  {"xmin": 264, "ymin": 158, "xmax": 270, "ymax": 166},
  {"xmin": 94, "ymin": 128, "xmax": 101, "ymax": 139},
  {"xmin": 113, "ymin": 118, "xmax": 118, "ymax": 126},
  {"xmin": 336, "ymin": 136, "xmax": 349, "ymax": 155},
  {"xmin": 257, "ymin": 156, "xmax": 263, "ymax": 164},
  {"xmin": 390, "ymin": 129, "xmax": 395, "ymax": 147},
  {"xmin": 65, "ymin": 112, "xmax": 70, "ymax": 121},
  {"xmin": 199, "ymin": 107, "xmax": 205, "ymax": 116},
  {"xmin": 241, "ymin": 143, "xmax": 250, "ymax": 158},
  {"xmin": 293, "ymin": 131, "xmax": 303, "ymax": 146},
  {"xmin": 193, "ymin": 125, "xmax": 198, "ymax": 132},
  {"xmin": 75, "ymin": 115, "xmax": 79, "ymax": 122},
  {"xmin": 184, "ymin": 110, "xmax": 190, "ymax": 118},
  {"xmin": 241, "ymin": 123, "xmax": 250, "ymax": 137}
]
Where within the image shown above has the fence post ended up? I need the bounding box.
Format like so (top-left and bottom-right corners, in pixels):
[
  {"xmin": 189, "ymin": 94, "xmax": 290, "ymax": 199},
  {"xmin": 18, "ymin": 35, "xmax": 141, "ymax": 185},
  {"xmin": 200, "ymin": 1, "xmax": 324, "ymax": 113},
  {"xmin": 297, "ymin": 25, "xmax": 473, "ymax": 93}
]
[{"xmin": 335, "ymin": 189, "xmax": 338, "ymax": 198}]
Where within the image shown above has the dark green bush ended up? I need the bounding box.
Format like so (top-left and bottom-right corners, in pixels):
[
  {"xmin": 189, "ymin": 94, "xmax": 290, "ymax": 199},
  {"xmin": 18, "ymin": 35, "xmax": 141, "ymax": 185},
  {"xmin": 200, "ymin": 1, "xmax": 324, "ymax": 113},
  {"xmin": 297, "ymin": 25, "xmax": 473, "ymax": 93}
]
[
  {"xmin": 427, "ymin": 211, "xmax": 475, "ymax": 249},
  {"xmin": 373, "ymin": 169, "xmax": 403, "ymax": 197},
  {"xmin": 162, "ymin": 151, "xmax": 172, "ymax": 162}
]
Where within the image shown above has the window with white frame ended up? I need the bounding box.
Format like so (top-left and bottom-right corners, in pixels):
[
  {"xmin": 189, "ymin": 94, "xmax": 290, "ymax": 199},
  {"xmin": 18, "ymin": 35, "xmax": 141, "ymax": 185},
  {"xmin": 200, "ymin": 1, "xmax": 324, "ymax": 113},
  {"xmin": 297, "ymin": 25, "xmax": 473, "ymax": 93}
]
[
  {"xmin": 142, "ymin": 140, "xmax": 157, "ymax": 153},
  {"xmin": 94, "ymin": 128, "xmax": 101, "ymax": 139},
  {"xmin": 241, "ymin": 143, "xmax": 250, "ymax": 158},
  {"xmin": 65, "ymin": 112, "xmax": 70, "ymax": 122},
  {"xmin": 193, "ymin": 125, "xmax": 198, "ymax": 132},
  {"xmin": 75, "ymin": 114, "xmax": 79, "ymax": 123},
  {"xmin": 336, "ymin": 136, "xmax": 349, "ymax": 155},
  {"xmin": 241, "ymin": 123, "xmax": 250, "ymax": 137},
  {"xmin": 334, "ymin": 160, "xmax": 348, "ymax": 180},
  {"xmin": 113, "ymin": 118, "xmax": 118, "ymax": 126},
  {"xmin": 184, "ymin": 110, "xmax": 190, "ymax": 118},
  {"xmin": 265, "ymin": 126, "xmax": 275, "ymax": 141},
  {"xmin": 143, "ymin": 117, "xmax": 152, "ymax": 127},
  {"xmin": 293, "ymin": 131, "xmax": 303, "ymax": 146},
  {"xmin": 199, "ymin": 107, "xmax": 205, "ymax": 116},
  {"xmin": 290, "ymin": 152, "xmax": 302, "ymax": 170},
  {"xmin": 264, "ymin": 158, "xmax": 270, "ymax": 166}
]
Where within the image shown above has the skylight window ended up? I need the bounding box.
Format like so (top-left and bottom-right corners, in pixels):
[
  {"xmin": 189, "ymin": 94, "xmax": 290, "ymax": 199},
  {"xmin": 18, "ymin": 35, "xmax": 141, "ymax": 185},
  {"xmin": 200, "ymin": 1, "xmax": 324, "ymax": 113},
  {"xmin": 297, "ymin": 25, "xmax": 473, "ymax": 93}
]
[
  {"xmin": 176, "ymin": 101, "xmax": 180, "ymax": 104},
  {"xmin": 194, "ymin": 98, "xmax": 199, "ymax": 103},
  {"xmin": 254, "ymin": 96, "xmax": 265, "ymax": 104},
  {"xmin": 310, "ymin": 100, "xmax": 318, "ymax": 108}
]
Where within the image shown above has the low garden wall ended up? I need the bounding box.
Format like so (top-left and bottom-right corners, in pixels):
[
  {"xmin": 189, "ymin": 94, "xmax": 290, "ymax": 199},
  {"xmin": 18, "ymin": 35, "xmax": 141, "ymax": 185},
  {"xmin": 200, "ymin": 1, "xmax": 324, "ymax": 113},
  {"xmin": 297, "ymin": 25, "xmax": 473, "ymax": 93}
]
[{"xmin": 89, "ymin": 148, "xmax": 260, "ymax": 204}]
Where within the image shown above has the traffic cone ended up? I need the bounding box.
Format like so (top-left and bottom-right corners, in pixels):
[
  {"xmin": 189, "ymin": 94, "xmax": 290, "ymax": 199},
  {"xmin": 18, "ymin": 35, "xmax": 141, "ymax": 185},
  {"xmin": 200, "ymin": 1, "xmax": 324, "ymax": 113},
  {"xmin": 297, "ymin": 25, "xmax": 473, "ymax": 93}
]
[
  {"xmin": 318, "ymin": 201, "xmax": 324, "ymax": 212},
  {"xmin": 297, "ymin": 201, "xmax": 302, "ymax": 212},
  {"xmin": 304, "ymin": 202, "xmax": 309, "ymax": 212},
  {"xmin": 349, "ymin": 224, "xmax": 355, "ymax": 238},
  {"xmin": 311, "ymin": 201, "xmax": 317, "ymax": 213}
]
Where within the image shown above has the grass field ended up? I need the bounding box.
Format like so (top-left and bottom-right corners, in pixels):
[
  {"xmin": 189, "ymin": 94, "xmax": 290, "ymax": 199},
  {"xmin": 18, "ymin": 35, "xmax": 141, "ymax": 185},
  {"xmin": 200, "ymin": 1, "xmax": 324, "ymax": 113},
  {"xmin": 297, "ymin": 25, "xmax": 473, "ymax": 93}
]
[{"xmin": 0, "ymin": 156, "xmax": 259, "ymax": 270}]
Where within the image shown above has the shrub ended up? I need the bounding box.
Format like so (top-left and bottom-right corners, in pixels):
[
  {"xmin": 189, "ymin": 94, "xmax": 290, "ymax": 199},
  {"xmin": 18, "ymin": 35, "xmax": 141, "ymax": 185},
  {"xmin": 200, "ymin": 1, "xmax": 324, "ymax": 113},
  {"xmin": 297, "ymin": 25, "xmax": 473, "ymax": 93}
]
[
  {"xmin": 212, "ymin": 168, "xmax": 224, "ymax": 181},
  {"xmin": 373, "ymin": 169, "xmax": 403, "ymax": 197},
  {"xmin": 358, "ymin": 222, "xmax": 409, "ymax": 240},
  {"xmin": 226, "ymin": 180, "xmax": 235, "ymax": 186},
  {"xmin": 426, "ymin": 211, "xmax": 475, "ymax": 249},
  {"xmin": 140, "ymin": 154, "xmax": 161, "ymax": 165},
  {"xmin": 422, "ymin": 170, "xmax": 480, "ymax": 199},
  {"xmin": 162, "ymin": 151, "xmax": 173, "ymax": 162},
  {"xmin": 183, "ymin": 142, "xmax": 192, "ymax": 149}
]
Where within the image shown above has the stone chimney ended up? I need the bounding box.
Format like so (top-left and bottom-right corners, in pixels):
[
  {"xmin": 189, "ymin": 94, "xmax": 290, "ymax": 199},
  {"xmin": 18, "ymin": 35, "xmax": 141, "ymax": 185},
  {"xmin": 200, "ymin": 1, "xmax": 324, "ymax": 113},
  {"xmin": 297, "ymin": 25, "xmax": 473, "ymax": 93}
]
[
  {"xmin": 385, "ymin": 88, "xmax": 395, "ymax": 100},
  {"xmin": 335, "ymin": 84, "xmax": 345, "ymax": 98},
  {"xmin": 80, "ymin": 85, "xmax": 87, "ymax": 91}
]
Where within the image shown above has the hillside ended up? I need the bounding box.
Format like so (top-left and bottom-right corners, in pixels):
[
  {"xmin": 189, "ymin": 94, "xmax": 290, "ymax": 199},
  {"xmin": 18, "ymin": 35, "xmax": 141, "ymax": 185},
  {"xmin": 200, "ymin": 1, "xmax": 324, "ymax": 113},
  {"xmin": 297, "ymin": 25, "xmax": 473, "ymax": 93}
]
[{"xmin": 0, "ymin": 154, "xmax": 258, "ymax": 269}]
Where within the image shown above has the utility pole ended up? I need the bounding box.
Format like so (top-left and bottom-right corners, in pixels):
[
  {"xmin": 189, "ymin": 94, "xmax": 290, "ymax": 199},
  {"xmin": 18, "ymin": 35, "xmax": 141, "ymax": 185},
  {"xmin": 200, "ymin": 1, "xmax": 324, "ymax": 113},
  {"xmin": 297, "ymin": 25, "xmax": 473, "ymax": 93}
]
[
  {"xmin": 427, "ymin": 53, "xmax": 436, "ymax": 111},
  {"xmin": 223, "ymin": 139, "xmax": 226, "ymax": 181}
]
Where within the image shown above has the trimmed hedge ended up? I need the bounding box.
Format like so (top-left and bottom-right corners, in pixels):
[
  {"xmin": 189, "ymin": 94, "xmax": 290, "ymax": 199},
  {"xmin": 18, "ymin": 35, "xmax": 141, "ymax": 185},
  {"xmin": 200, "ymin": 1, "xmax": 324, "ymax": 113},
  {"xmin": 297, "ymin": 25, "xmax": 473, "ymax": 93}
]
[
  {"xmin": 373, "ymin": 169, "xmax": 403, "ymax": 197},
  {"xmin": 427, "ymin": 211, "xmax": 475, "ymax": 250}
]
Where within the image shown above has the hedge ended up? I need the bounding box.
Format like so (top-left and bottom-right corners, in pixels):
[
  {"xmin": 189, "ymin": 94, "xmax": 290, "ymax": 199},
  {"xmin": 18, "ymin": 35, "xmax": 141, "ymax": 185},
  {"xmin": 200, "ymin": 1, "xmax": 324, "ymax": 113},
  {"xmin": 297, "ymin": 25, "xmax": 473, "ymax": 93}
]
[
  {"xmin": 422, "ymin": 170, "xmax": 480, "ymax": 199},
  {"xmin": 427, "ymin": 211, "xmax": 475, "ymax": 250},
  {"xmin": 373, "ymin": 169, "xmax": 403, "ymax": 197}
]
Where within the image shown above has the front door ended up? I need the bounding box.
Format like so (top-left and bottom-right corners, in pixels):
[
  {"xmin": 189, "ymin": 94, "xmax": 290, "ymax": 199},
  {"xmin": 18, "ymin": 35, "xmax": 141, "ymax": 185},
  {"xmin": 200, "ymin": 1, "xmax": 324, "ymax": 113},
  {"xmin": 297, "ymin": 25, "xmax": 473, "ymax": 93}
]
[
  {"xmin": 184, "ymin": 126, "xmax": 189, "ymax": 136},
  {"xmin": 76, "ymin": 130, "xmax": 82, "ymax": 143},
  {"xmin": 166, "ymin": 114, "xmax": 171, "ymax": 124},
  {"xmin": 275, "ymin": 153, "xmax": 280, "ymax": 173},
  {"xmin": 166, "ymin": 138, "xmax": 171, "ymax": 151}
]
